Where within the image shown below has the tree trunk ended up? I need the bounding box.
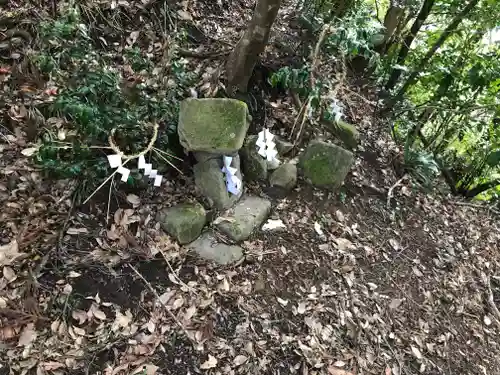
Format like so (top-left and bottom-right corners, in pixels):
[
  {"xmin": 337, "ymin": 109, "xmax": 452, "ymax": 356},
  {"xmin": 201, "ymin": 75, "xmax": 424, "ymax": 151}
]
[
  {"xmin": 384, "ymin": 0, "xmax": 435, "ymax": 90},
  {"xmin": 389, "ymin": 0, "xmax": 480, "ymax": 106},
  {"xmin": 464, "ymin": 179, "xmax": 500, "ymax": 198},
  {"xmin": 226, "ymin": 0, "xmax": 281, "ymax": 95},
  {"xmin": 377, "ymin": 4, "xmax": 405, "ymax": 54}
]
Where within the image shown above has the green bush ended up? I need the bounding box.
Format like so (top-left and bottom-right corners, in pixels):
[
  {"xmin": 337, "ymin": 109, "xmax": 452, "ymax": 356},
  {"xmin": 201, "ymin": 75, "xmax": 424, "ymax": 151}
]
[{"xmin": 32, "ymin": 7, "xmax": 192, "ymax": 186}]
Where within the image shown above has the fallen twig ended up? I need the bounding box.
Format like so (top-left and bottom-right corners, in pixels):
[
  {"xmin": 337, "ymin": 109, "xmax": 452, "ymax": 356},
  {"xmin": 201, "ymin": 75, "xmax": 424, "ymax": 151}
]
[
  {"xmin": 128, "ymin": 264, "xmax": 196, "ymax": 345},
  {"xmin": 484, "ymin": 275, "xmax": 500, "ymax": 329},
  {"xmin": 387, "ymin": 175, "xmax": 407, "ymax": 209},
  {"xmin": 178, "ymin": 48, "xmax": 231, "ymax": 58}
]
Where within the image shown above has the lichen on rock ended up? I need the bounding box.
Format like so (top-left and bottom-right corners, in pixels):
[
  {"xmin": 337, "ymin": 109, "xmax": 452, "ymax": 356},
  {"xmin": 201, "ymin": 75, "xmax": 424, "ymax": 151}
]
[
  {"xmin": 300, "ymin": 140, "xmax": 354, "ymax": 189},
  {"xmin": 178, "ymin": 98, "xmax": 250, "ymax": 153}
]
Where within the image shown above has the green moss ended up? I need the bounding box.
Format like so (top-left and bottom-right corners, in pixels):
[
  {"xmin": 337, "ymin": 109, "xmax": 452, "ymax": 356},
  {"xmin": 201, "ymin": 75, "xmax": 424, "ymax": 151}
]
[
  {"xmin": 300, "ymin": 141, "xmax": 354, "ymax": 189},
  {"xmin": 158, "ymin": 202, "xmax": 206, "ymax": 244},
  {"xmin": 178, "ymin": 98, "xmax": 250, "ymax": 152},
  {"xmin": 323, "ymin": 120, "xmax": 359, "ymax": 149}
]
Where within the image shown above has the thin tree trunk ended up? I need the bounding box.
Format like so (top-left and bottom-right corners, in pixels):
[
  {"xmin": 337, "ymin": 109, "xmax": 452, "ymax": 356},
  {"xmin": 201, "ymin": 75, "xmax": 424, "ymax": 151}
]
[
  {"xmin": 226, "ymin": 0, "xmax": 281, "ymax": 95},
  {"xmin": 377, "ymin": 4, "xmax": 405, "ymax": 54},
  {"xmin": 384, "ymin": 0, "xmax": 435, "ymax": 90},
  {"xmin": 389, "ymin": 0, "xmax": 481, "ymax": 106}
]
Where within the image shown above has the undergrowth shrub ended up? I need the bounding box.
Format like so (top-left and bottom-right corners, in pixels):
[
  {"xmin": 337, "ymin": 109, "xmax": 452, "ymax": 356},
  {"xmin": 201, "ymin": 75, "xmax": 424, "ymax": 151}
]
[{"xmin": 32, "ymin": 6, "xmax": 193, "ymax": 190}]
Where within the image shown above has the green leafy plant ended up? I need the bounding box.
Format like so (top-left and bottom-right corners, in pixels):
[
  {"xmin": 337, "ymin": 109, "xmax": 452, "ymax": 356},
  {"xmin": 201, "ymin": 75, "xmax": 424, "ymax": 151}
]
[
  {"xmin": 32, "ymin": 7, "xmax": 193, "ymax": 189},
  {"xmin": 403, "ymin": 143, "xmax": 440, "ymax": 188}
]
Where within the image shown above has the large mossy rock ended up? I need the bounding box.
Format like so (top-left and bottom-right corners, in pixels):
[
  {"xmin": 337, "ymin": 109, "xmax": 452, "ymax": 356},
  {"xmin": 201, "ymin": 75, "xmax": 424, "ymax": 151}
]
[
  {"xmin": 300, "ymin": 140, "xmax": 354, "ymax": 189},
  {"xmin": 323, "ymin": 120, "xmax": 360, "ymax": 149},
  {"xmin": 194, "ymin": 156, "xmax": 242, "ymax": 209},
  {"xmin": 240, "ymin": 135, "xmax": 268, "ymax": 181},
  {"xmin": 215, "ymin": 196, "xmax": 271, "ymax": 242},
  {"xmin": 157, "ymin": 202, "xmax": 206, "ymax": 244},
  {"xmin": 178, "ymin": 98, "xmax": 250, "ymax": 153}
]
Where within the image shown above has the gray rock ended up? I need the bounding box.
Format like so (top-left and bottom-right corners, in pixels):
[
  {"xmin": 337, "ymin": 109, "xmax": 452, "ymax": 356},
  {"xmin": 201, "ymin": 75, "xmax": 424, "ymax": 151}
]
[
  {"xmin": 178, "ymin": 98, "xmax": 250, "ymax": 153},
  {"xmin": 194, "ymin": 156, "xmax": 242, "ymax": 209},
  {"xmin": 267, "ymin": 158, "xmax": 281, "ymax": 170},
  {"xmin": 157, "ymin": 202, "xmax": 206, "ymax": 244},
  {"xmin": 275, "ymin": 137, "xmax": 294, "ymax": 156},
  {"xmin": 240, "ymin": 135, "xmax": 267, "ymax": 180},
  {"xmin": 269, "ymin": 163, "xmax": 297, "ymax": 190},
  {"xmin": 187, "ymin": 231, "xmax": 244, "ymax": 265},
  {"xmin": 215, "ymin": 196, "xmax": 271, "ymax": 242},
  {"xmin": 323, "ymin": 120, "xmax": 360, "ymax": 149},
  {"xmin": 193, "ymin": 151, "xmax": 221, "ymax": 163},
  {"xmin": 300, "ymin": 140, "xmax": 354, "ymax": 189}
]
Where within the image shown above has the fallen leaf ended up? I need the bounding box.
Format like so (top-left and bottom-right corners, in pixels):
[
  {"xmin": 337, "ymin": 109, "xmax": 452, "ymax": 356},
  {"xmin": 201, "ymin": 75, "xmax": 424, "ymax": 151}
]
[
  {"xmin": 335, "ymin": 238, "xmax": 355, "ymax": 251},
  {"xmin": 389, "ymin": 299, "xmax": 403, "ymax": 310},
  {"xmin": 3, "ymin": 266, "xmax": 16, "ymax": 283},
  {"xmin": 484, "ymin": 315, "xmax": 492, "ymax": 326},
  {"xmin": 68, "ymin": 271, "xmax": 81, "ymax": 278},
  {"xmin": 411, "ymin": 345, "xmax": 423, "ymax": 360},
  {"xmin": 200, "ymin": 354, "xmax": 218, "ymax": 370},
  {"xmin": 133, "ymin": 364, "xmax": 158, "ymax": 375},
  {"xmin": 233, "ymin": 355, "xmax": 248, "ymax": 366},
  {"xmin": 21, "ymin": 147, "xmax": 38, "ymax": 156},
  {"xmin": 67, "ymin": 227, "xmax": 88, "ymax": 235},
  {"xmin": 314, "ymin": 222, "xmax": 324, "ymax": 237},
  {"xmin": 92, "ymin": 308, "xmax": 106, "ymax": 321},
  {"xmin": 262, "ymin": 219, "xmax": 286, "ymax": 231},
  {"xmin": 297, "ymin": 302, "xmax": 306, "ymax": 314},
  {"xmin": 177, "ymin": 9, "xmax": 193, "ymax": 20},
  {"xmin": 71, "ymin": 310, "xmax": 88, "ymax": 325},
  {"xmin": 73, "ymin": 326, "xmax": 86, "ymax": 336},
  {"xmin": 18, "ymin": 323, "xmax": 36, "ymax": 346},
  {"xmin": 327, "ymin": 367, "xmax": 354, "ymax": 375},
  {"xmin": 277, "ymin": 297, "xmax": 289, "ymax": 306},
  {"xmin": 126, "ymin": 194, "xmax": 141, "ymax": 207},
  {"xmin": 0, "ymin": 240, "xmax": 26, "ymax": 266},
  {"xmin": 42, "ymin": 362, "xmax": 65, "ymax": 371}
]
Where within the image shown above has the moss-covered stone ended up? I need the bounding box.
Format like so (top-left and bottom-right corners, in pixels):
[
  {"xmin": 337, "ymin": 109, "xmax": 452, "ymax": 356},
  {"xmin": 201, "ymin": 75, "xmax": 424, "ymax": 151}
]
[
  {"xmin": 300, "ymin": 140, "xmax": 354, "ymax": 189},
  {"xmin": 215, "ymin": 196, "xmax": 271, "ymax": 242},
  {"xmin": 240, "ymin": 135, "xmax": 268, "ymax": 180},
  {"xmin": 157, "ymin": 202, "xmax": 206, "ymax": 244},
  {"xmin": 269, "ymin": 163, "xmax": 297, "ymax": 190},
  {"xmin": 323, "ymin": 120, "xmax": 360, "ymax": 149},
  {"xmin": 194, "ymin": 157, "xmax": 242, "ymax": 209},
  {"xmin": 178, "ymin": 98, "xmax": 250, "ymax": 153}
]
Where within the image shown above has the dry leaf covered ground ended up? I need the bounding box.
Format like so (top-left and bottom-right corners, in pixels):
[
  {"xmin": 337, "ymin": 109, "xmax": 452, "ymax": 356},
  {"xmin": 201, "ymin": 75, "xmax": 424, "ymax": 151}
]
[{"xmin": 1, "ymin": 1, "xmax": 500, "ymax": 375}]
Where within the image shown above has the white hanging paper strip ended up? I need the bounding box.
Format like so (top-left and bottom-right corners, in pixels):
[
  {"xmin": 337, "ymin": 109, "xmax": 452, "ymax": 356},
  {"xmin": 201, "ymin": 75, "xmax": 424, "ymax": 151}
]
[
  {"xmin": 149, "ymin": 169, "xmax": 158, "ymax": 178},
  {"xmin": 107, "ymin": 154, "xmax": 122, "ymax": 168},
  {"xmin": 256, "ymin": 128, "xmax": 280, "ymax": 165},
  {"xmin": 117, "ymin": 166, "xmax": 130, "ymax": 182},
  {"xmin": 143, "ymin": 163, "xmax": 152, "ymax": 176},
  {"xmin": 138, "ymin": 155, "xmax": 146, "ymax": 169},
  {"xmin": 221, "ymin": 156, "xmax": 241, "ymax": 196},
  {"xmin": 154, "ymin": 175, "xmax": 162, "ymax": 187}
]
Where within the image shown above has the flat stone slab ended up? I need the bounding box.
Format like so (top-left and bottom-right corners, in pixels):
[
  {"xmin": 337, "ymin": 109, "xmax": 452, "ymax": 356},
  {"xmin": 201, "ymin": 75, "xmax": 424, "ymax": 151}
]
[
  {"xmin": 157, "ymin": 202, "xmax": 206, "ymax": 245},
  {"xmin": 300, "ymin": 140, "xmax": 354, "ymax": 189},
  {"xmin": 186, "ymin": 231, "xmax": 244, "ymax": 265},
  {"xmin": 178, "ymin": 98, "xmax": 250, "ymax": 153},
  {"xmin": 215, "ymin": 196, "xmax": 271, "ymax": 242}
]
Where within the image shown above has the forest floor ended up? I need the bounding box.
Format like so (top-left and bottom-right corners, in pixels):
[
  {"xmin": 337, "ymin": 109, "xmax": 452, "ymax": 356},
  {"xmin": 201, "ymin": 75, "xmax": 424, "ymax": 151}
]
[{"xmin": 1, "ymin": 1, "xmax": 500, "ymax": 375}]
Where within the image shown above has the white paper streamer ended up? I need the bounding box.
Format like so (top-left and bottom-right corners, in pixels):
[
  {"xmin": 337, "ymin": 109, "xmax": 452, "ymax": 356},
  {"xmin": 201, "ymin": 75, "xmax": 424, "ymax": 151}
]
[
  {"xmin": 117, "ymin": 166, "xmax": 130, "ymax": 182},
  {"xmin": 221, "ymin": 156, "xmax": 241, "ymax": 195},
  {"xmin": 107, "ymin": 154, "xmax": 122, "ymax": 168},
  {"xmin": 154, "ymin": 175, "xmax": 163, "ymax": 187},
  {"xmin": 106, "ymin": 154, "xmax": 163, "ymax": 187},
  {"xmin": 256, "ymin": 129, "xmax": 280, "ymax": 164}
]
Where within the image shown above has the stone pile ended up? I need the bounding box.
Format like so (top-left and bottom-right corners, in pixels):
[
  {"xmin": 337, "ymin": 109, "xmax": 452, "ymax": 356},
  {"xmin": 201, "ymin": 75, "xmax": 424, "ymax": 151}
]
[{"xmin": 156, "ymin": 98, "xmax": 358, "ymax": 265}]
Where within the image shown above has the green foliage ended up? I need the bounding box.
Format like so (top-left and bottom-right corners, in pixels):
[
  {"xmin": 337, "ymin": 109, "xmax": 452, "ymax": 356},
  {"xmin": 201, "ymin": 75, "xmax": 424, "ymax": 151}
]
[
  {"xmin": 269, "ymin": 66, "xmax": 311, "ymax": 97},
  {"xmin": 403, "ymin": 144, "xmax": 440, "ymax": 188},
  {"xmin": 32, "ymin": 7, "xmax": 193, "ymax": 185},
  {"xmin": 324, "ymin": 3, "xmax": 383, "ymax": 59}
]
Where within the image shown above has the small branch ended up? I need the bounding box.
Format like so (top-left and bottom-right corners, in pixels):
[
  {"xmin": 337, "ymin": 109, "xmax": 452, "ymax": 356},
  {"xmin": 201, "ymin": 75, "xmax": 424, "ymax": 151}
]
[
  {"xmin": 178, "ymin": 48, "xmax": 231, "ymax": 58},
  {"xmin": 387, "ymin": 175, "xmax": 407, "ymax": 209},
  {"xmin": 128, "ymin": 264, "xmax": 196, "ymax": 345},
  {"xmin": 484, "ymin": 275, "xmax": 500, "ymax": 329}
]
